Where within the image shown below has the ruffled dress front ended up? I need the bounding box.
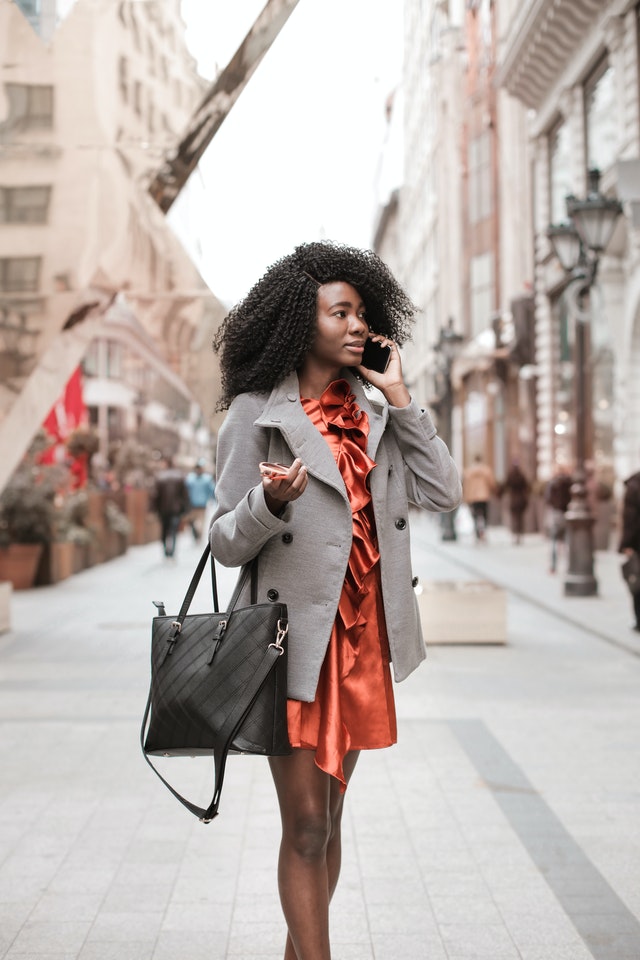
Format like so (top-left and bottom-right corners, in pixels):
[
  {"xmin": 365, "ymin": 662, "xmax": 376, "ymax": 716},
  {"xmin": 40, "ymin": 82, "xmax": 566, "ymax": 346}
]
[{"xmin": 286, "ymin": 379, "xmax": 397, "ymax": 790}]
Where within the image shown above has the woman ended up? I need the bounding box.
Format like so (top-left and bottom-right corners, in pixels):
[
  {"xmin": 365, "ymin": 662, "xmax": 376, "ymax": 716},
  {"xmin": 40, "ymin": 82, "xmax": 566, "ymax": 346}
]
[{"xmin": 210, "ymin": 241, "xmax": 461, "ymax": 959}]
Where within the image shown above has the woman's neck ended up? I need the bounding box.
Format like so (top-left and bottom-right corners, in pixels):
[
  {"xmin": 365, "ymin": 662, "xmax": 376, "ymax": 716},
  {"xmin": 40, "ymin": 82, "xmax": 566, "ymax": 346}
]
[{"xmin": 296, "ymin": 364, "xmax": 345, "ymax": 399}]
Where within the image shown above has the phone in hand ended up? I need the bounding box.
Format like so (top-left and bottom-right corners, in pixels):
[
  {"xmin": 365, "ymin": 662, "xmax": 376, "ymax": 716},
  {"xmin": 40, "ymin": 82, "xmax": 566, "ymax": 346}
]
[
  {"xmin": 361, "ymin": 338, "xmax": 392, "ymax": 374},
  {"xmin": 259, "ymin": 461, "xmax": 290, "ymax": 479}
]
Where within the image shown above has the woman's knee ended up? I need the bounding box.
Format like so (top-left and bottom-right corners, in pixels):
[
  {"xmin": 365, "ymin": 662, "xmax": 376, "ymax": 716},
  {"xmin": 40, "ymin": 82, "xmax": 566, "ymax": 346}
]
[{"xmin": 284, "ymin": 810, "xmax": 332, "ymax": 861}]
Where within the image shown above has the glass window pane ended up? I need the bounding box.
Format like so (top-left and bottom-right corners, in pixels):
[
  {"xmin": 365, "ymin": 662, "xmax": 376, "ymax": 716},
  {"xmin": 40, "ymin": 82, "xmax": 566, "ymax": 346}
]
[
  {"xmin": 549, "ymin": 121, "xmax": 571, "ymax": 224},
  {"xmin": 585, "ymin": 62, "xmax": 618, "ymax": 172}
]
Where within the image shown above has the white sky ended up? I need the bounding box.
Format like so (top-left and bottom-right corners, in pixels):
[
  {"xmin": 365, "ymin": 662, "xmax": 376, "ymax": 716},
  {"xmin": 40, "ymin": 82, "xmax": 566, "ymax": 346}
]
[{"xmin": 173, "ymin": 0, "xmax": 403, "ymax": 306}]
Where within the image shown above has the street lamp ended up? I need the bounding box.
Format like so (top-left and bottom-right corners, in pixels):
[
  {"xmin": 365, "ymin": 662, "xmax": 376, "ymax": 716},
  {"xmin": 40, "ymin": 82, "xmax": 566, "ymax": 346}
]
[
  {"xmin": 546, "ymin": 168, "xmax": 622, "ymax": 597},
  {"xmin": 433, "ymin": 318, "xmax": 464, "ymax": 541}
]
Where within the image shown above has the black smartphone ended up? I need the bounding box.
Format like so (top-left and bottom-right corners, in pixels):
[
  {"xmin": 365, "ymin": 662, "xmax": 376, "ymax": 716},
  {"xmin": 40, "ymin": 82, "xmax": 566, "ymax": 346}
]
[{"xmin": 361, "ymin": 338, "xmax": 391, "ymax": 374}]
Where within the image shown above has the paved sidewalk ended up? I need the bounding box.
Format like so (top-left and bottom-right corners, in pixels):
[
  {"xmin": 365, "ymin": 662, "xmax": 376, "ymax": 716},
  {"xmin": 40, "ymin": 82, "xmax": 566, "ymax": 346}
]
[{"xmin": 0, "ymin": 526, "xmax": 639, "ymax": 959}]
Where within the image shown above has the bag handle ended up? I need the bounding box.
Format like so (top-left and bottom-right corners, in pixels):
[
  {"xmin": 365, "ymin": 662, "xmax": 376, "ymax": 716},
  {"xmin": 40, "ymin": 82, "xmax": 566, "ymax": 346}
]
[{"xmin": 170, "ymin": 544, "xmax": 257, "ymax": 634}]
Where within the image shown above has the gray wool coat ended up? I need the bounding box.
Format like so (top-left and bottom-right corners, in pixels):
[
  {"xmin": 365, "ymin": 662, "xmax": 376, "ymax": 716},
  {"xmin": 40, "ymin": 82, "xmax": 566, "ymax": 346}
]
[{"xmin": 209, "ymin": 370, "xmax": 462, "ymax": 702}]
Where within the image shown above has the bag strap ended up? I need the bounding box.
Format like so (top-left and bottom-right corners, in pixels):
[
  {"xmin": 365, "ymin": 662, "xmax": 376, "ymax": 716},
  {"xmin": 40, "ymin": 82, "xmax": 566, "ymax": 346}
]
[
  {"xmin": 140, "ymin": 638, "xmax": 283, "ymax": 821},
  {"xmin": 171, "ymin": 544, "xmax": 257, "ymax": 631}
]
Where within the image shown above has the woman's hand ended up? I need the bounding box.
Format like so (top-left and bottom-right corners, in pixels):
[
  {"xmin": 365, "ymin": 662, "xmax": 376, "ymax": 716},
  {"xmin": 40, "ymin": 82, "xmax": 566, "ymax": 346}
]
[
  {"xmin": 262, "ymin": 458, "xmax": 308, "ymax": 515},
  {"xmin": 357, "ymin": 334, "xmax": 411, "ymax": 408}
]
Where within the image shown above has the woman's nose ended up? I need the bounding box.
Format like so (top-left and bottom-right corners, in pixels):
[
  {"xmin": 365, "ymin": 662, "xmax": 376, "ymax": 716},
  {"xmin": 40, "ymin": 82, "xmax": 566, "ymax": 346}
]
[{"xmin": 350, "ymin": 314, "xmax": 368, "ymax": 333}]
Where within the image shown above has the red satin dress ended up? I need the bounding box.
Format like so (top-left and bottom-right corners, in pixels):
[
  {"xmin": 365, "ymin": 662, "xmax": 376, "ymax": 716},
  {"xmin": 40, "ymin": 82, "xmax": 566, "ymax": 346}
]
[{"xmin": 287, "ymin": 379, "xmax": 397, "ymax": 791}]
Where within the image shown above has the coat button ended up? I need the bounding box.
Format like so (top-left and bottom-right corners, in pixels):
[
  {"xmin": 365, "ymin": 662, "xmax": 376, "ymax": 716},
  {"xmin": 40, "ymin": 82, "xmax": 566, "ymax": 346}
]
[
  {"xmin": 395, "ymin": 518, "xmax": 407, "ymax": 530},
  {"xmin": 286, "ymin": 393, "xmax": 297, "ymax": 402},
  {"xmin": 267, "ymin": 588, "xmax": 279, "ymax": 602},
  {"xmin": 412, "ymin": 576, "xmax": 419, "ymax": 588},
  {"xmin": 282, "ymin": 532, "xmax": 293, "ymax": 544}
]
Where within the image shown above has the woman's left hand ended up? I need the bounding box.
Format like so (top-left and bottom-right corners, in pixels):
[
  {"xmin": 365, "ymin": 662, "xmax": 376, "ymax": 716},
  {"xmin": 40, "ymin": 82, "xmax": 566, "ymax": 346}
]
[{"xmin": 357, "ymin": 334, "xmax": 411, "ymax": 408}]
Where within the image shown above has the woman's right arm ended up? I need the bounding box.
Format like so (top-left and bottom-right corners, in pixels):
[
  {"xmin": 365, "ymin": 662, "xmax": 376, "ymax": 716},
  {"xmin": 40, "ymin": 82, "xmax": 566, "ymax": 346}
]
[
  {"xmin": 209, "ymin": 394, "xmax": 288, "ymax": 567},
  {"xmin": 209, "ymin": 394, "xmax": 307, "ymax": 567}
]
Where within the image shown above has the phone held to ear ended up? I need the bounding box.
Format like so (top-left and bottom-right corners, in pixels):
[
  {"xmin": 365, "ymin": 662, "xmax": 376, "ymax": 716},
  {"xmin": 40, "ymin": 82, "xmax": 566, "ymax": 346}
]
[
  {"xmin": 259, "ymin": 461, "xmax": 290, "ymax": 478},
  {"xmin": 361, "ymin": 338, "xmax": 392, "ymax": 374}
]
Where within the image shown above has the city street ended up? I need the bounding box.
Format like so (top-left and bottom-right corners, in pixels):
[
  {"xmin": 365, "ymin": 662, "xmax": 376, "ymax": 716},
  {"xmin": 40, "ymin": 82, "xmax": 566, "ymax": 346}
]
[{"xmin": 1, "ymin": 514, "xmax": 639, "ymax": 960}]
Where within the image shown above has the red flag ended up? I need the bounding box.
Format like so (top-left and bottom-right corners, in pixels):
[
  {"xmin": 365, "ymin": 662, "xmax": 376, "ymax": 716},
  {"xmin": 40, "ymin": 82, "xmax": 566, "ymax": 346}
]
[{"xmin": 41, "ymin": 367, "xmax": 87, "ymax": 466}]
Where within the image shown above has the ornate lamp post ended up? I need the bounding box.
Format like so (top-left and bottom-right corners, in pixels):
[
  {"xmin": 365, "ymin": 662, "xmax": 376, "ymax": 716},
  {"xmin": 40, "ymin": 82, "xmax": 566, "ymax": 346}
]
[
  {"xmin": 433, "ymin": 318, "xmax": 464, "ymax": 541},
  {"xmin": 546, "ymin": 169, "xmax": 622, "ymax": 596}
]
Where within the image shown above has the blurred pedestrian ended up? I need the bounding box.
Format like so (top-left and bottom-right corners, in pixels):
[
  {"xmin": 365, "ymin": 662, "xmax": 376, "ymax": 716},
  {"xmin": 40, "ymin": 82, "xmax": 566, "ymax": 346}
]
[
  {"xmin": 151, "ymin": 457, "xmax": 190, "ymax": 559},
  {"xmin": 210, "ymin": 240, "xmax": 461, "ymax": 959},
  {"xmin": 501, "ymin": 461, "xmax": 531, "ymax": 545},
  {"xmin": 463, "ymin": 454, "xmax": 497, "ymax": 541},
  {"xmin": 544, "ymin": 465, "xmax": 573, "ymax": 573},
  {"xmin": 185, "ymin": 459, "xmax": 216, "ymax": 542},
  {"xmin": 619, "ymin": 466, "xmax": 640, "ymax": 632}
]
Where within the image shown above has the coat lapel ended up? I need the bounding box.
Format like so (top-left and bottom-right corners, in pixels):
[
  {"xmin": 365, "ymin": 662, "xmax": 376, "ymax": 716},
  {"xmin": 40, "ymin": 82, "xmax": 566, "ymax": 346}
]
[
  {"xmin": 254, "ymin": 370, "xmax": 389, "ymax": 499},
  {"xmin": 254, "ymin": 372, "xmax": 345, "ymax": 497}
]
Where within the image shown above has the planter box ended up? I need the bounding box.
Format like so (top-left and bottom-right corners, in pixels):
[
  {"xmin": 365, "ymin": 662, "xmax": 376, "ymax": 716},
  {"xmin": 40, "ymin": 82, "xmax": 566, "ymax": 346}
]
[
  {"xmin": 0, "ymin": 581, "xmax": 11, "ymax": 632},
  {"xmin": 0, "ymin": 543, "xmax": 44, "ymax": 590},
  {"xmin": 35, "ymin": 542, "xmax": 76, "ymax": 586},
  {"xmin": 417, "ymin": 580, "xmax": 507, "ymax": 644},
  {"xmin": 125, "ymin": 489, "xmax": 151, "ymax": 545}
]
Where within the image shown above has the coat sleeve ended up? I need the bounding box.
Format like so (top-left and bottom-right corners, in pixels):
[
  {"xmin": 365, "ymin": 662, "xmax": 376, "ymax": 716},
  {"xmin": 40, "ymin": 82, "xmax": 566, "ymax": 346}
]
[
  {"xmin": 387, "ymin": 399, "xmax": 462, "ymax": 511},
  {"xmin": 209, "ymin": 393, "xmax": 291, "ymax": 567}
]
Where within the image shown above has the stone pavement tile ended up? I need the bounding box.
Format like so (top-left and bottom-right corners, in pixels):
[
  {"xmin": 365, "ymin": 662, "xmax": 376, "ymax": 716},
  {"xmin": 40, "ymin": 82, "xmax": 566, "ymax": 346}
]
[
  {"xmin": 152, "ymin": 930, "xmax": 227, "ymax": 960},
  {"xmin": 77, "ymin": 943, "xmax": 155, "ymax": 960},
  {"xmin": 438, "ymin": 921, "xmax": 521, "ymax": 959},
  {"xmin": 85, "ymin": 911, "xmax": 162, "ymax": 943},
  {"xmin": 430, "ymin": 893, "xmax": 504, "ymax": 925},
  {"xmin": 99, "ymin": 880, "xmax": 175, "ymax": 915},
  {"xmin": 5, "ymin": 954, "xmax": 78, "ymax": 960},
  {"xmin": 507, "ymin": 919, "xmax": 592, "ymax": 949},
  {"xmin": 226, "ymin": 920, "xmax": 285, "ymax": 956},
  {"xmin": 516, "ymin": 947, "xmax": 594, "ymax": 960},
  {"xmin": 327, "ymin": 943, "xmax": 375, "ymax": 960},
  {"xmin": 161, "ymin": 900, "xmax": 233, "ymax": 933},
  {"xmin": 46, "ymin": 865, "xmax": 120, "ymax": 899},
  {"xmin": 370, "ymin": 931, "xmax": 447, "ymax": 960},
  {"xmin": 6, "ymin": 920, "xmax": 91, "ymax": 955},
  {"xmin": 365, "ymin": 897, "xmax": 439, "ymax": 937},
  {"xmin": 28, "ymin": 892, "xmax": 105, "ymax": 923},
  {"xmin": 331, "ymin": 893, "xmax": 370, "ymax": 942}
]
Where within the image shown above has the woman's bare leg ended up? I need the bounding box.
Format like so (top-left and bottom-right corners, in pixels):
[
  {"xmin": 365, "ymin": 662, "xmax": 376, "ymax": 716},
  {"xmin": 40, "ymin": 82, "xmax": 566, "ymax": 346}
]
[{"xmin": 269, "ymin": 749, "xmax": 360, "ymax": 960}]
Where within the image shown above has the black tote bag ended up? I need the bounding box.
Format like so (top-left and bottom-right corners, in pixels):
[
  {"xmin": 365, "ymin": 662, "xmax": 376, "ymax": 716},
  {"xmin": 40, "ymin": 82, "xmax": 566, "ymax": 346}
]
[{"xmin": 141, "ymin": 544, "xmax": 291, "ymax": 822}]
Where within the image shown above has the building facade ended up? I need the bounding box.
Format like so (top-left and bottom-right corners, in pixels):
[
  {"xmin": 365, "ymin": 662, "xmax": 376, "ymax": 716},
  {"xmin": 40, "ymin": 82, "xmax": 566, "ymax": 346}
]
[
  {"xmin": 499, "ymin": 0, "xmax": 640, "ymax": 490},
  {"xmin": 399, "ymin": 0, "xmax": 534, "ymax": 487},
  {"xmin": 0, "ymin": 0, "xmax": 224, "ymax": 487}
]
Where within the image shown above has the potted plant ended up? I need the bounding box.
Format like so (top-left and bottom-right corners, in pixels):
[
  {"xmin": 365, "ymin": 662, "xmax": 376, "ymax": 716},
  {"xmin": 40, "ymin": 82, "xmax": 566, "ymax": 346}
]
[{"xmin": 0, "ymin": 467, "xmax": 56, "ymax": 589}]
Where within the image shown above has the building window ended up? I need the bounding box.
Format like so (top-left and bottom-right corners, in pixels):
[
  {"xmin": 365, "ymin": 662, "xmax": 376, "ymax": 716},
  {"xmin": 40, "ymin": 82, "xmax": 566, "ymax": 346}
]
[
  {"xmin": 0, "ymin": 257, "xmax": 41, "ymax": 292},
  {"xmin": 118, "ymin": 56, "xmax": 128, "ymax": 103},
  {"xmin": 82, "ymin": 341, "xmax": 100, "ymax": 377},
  {"xmin": 106, "ymin": 340, "xmax": 123, "ymax": 379},
  {"xmin": 549, "ymin": 120, "xmax": 571, "ymax": 224},
  {"xmin": 468, "ymin": 132, "xmax": 492, "ymax": 223},
  {"xmin": 470, "ymin": 252, "xmax": 494, "ymax": 336},
  {"xmin": 0, "ymin": 186, "xmax": 51, "ymax": 223},
  {"xmin": 584, "ymin": 58, "xmax": 618, "ymax": 173},
  {"xmin": 3, "ymin": 84, "xmax": 53, "ymax": 130},
  {"xmin": 133, "ymin": 81, "xmax": 143, "ymax": 117}
]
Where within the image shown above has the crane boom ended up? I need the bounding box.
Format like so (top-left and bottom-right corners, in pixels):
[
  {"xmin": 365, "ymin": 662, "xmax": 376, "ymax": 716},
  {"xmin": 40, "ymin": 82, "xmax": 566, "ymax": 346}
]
[{"xmin": 148, "ymin": 0, "xmax": 300, "ymax": 213}]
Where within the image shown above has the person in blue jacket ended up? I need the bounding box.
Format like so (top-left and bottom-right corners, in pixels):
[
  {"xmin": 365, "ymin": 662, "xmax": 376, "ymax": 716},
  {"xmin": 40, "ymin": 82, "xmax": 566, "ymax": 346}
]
[{"xmin": 185, "ymin": 459, "xmax": 216, "ymax": 542}]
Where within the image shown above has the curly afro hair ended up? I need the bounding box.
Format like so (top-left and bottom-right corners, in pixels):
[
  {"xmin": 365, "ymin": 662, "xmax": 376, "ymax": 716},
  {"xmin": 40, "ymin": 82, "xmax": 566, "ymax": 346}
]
[{"xmin": 213, "ymin": 240, "xmax": 418, "ymax": 409}]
